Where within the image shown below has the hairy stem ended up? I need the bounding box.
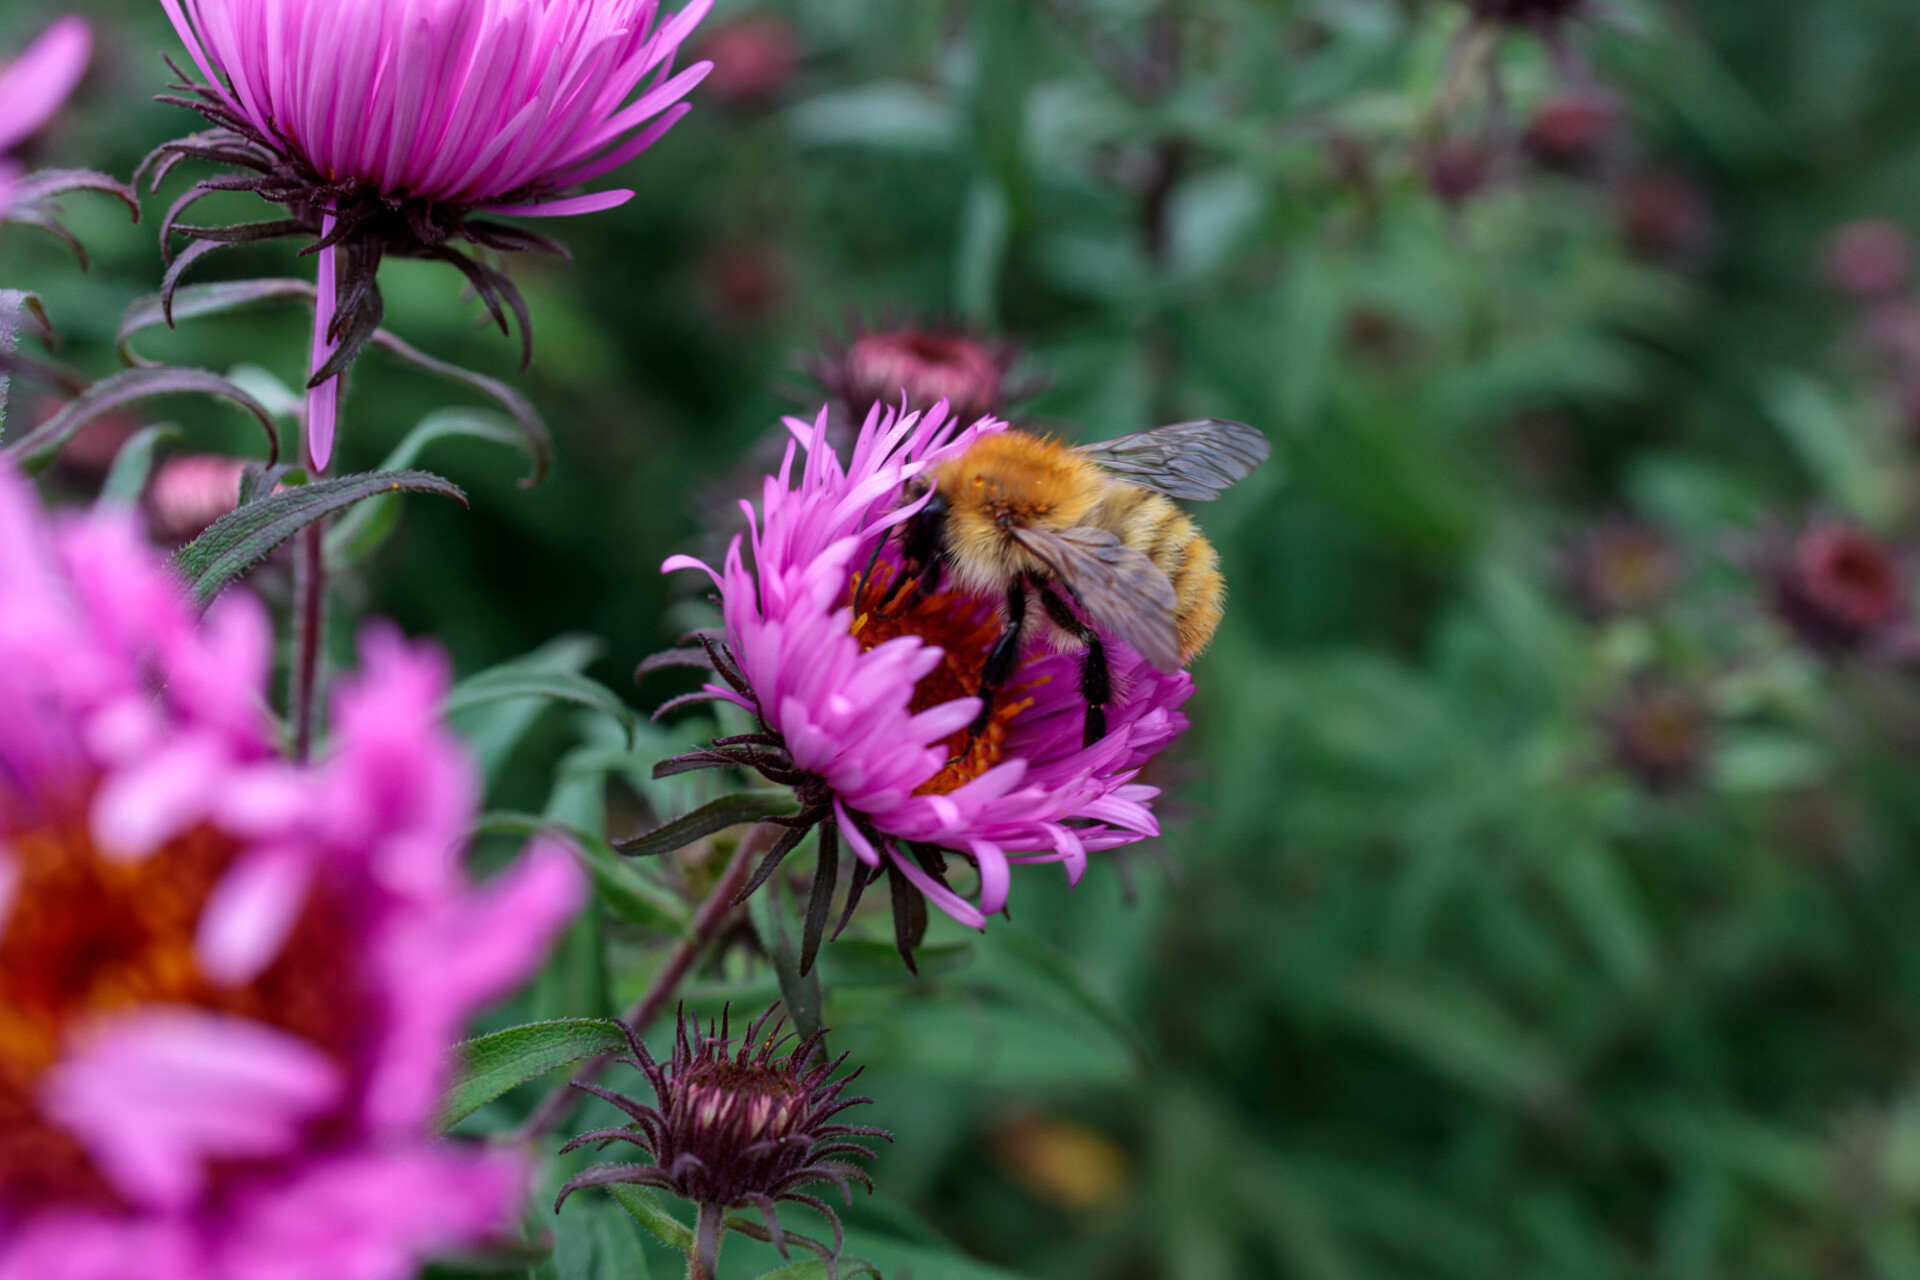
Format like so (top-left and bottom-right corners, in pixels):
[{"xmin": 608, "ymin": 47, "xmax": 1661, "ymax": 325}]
[
  {"xmin": 291, "ymin": 213, "xmax": 340, "ymax": 760},
  {"xmin": 513, "ymin": 825, "xmax": 768, "ymax": 1141},
  {"xmin": 688, "ymin": 1203, "xmax": 724, "ymax": 1280},
  {"xmin": 290, "ymin": 520, "xmax": 326, "ymax": 760}
]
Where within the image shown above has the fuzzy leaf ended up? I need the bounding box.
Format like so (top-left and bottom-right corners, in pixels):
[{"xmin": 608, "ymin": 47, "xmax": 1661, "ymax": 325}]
[
  {"xmin": 97, "ymin": 424, "xmax": 186, "ymax": 507},
  {"xmin": 606, "ymin": 1185, "xmax": 695, "ymax": 1252},
  {"xmin": 444, "ymin": 667, "xmax": 637, "ymax": 749},
  {"xmin": 4, "ymin": 366, "xmax": 280, "ymax": 475},
  {"xmin": 327, "ymin": 409, "xmax": 537, "ymax": 569},
  {"xmin": 614, "ymin": 792, "xmax": 801, "ymax": 858},
  {"xmin": 437, "ymin": 1018, "xmax": 628, "ymax": 1132},
  {"xmin": 173, "ymin": 469, "xmax": 466, "ymax": 606}
]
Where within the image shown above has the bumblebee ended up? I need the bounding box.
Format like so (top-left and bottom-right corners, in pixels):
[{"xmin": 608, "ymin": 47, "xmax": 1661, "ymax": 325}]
[{"xmin": 877, "ymin": 418, "xmax": 1270, "ymax": 748}]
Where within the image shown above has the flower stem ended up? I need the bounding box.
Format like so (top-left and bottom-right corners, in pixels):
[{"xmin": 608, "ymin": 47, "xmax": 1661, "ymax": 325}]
[
  {"xmin": 290, "ymin": 520, "xmax": 326, "ymax": 761},
  {"xmin": 291, "ymin": 215, "xmax": 341, "ymax": 760},
  {"xmin": 513, "ymin": 825, "xmax": 767, "ymax": 1142},
  {"xmin": 688, "ymin": 1204, "xmax": 724, "ymax": 1280}
]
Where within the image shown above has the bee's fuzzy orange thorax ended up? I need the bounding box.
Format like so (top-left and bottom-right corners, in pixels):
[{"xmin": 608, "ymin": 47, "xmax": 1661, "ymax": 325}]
[{"xmin": 931, "ymin": 431, "xmax": 1107, "ymax": 590}]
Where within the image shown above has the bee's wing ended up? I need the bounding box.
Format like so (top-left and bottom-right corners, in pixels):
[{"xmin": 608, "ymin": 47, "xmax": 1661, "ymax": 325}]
[
  {"xmin": 1079, "ymin": 418, "xmax": 1270, "ymax": 501},
  {"xmin": 1013, "ymin": 524, "xmax": 1184, "ymax": 671}
]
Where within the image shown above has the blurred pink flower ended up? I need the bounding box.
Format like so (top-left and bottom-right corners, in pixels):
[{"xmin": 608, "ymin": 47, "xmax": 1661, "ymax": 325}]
[
  {"xmin": 157, "ymin": 0, "xmax": 713, "ymax": 469},
  {"xmin": 0, "ymin": 17, "xmax": 91, "ymax": 216},
  {"xmin": 1824, "ymin": 219, "xmax": 1912, "ymax": 300},
  {"xmin": 0, "ymin": 461, "xmax": 584, "ymax": 1279},
  {"xmin": 661, "ymin": 405, "xmax": 1191, "ymax": 949},
  {"xmin": 146, "ymin": 453, "xmax": 247, "ymax": 543}
]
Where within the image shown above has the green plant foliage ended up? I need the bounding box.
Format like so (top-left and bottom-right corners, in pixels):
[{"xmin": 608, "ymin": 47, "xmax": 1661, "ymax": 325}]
[{"xmin": 18, "ymin": 0, "xmax": 1920, "ymax": 1275}]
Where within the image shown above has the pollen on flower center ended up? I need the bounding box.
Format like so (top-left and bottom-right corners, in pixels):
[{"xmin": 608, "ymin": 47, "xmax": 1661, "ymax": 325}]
[
  {"xmin": 0, "ymin": 813, "xmax": 364, "ymax": 1215},
  {"xmin": 849, "ymin": 563, "xmax": 1039, "ymax": 795}
]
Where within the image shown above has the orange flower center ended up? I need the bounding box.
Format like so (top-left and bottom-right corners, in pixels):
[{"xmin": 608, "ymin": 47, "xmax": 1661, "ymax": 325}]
[
  {"xmin": 848, "ymin": 564, "xmax": 1042, "ymax": 795},
  {"xmin": 0, "ymin": 812, "xmax": 364, "ymax": 1215}
]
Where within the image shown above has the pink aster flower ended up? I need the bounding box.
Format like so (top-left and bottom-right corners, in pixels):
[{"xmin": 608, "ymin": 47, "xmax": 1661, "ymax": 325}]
[
  {"xmin": 657, "ymin": 404, "xmax": 1191, "ymax": 968},
  {"xmin": 0, "ymin": 460, "xmax": 585, "ymax": 1280},
  {"xmin": 0, "ymin": 17, "xmax": 91, "ymax": 217},
  {"xmin": 153, "ymin": 0, "xmax": 714, "ymax": 469}
]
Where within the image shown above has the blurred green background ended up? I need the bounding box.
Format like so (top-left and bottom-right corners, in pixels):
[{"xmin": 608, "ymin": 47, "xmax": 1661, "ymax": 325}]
[{"xmin": 13, "ymin": 0, "xmax": 1920, "ymax": 1276}]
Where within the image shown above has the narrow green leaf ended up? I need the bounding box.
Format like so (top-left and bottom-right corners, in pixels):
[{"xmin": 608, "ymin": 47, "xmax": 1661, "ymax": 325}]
[
  {"xmin": 173, "ymin": 469, "xmax": 467, "ymax": 606},
  {"xmin": 473, "ymin": 812, "xmax": 691, "ymax": 936},
  {"xmin": 327, "ymin": 409, "xmax": 533, "ymax": 568},
  {"xmin": 606, "ymin": 1185, "xmax": 695, "ymax": 1252},
  {"xmin": 614, "ymin": 792, "xmax": 800, "ymax": 858},
  {"xmin": 748, "ymin": 866, "xmax": 825, "ymax": 1041},
  {"xmin": 437, "ymin": 1018, "xmax": 628, "ymax": 1132},
  {"xmin": 450, "ymin": 636, "xmax": 604, "ymax": 782},
  {"xmin": 444, "ymin": 668, "xmax": 637, "ymax": 749},
  {"xmin": 5, "ymin": 366, "xmax": 281, "ymax": 475},
  {"xmin": 97, "ymin": 424, "xmax": 185, "ymax": 507}
]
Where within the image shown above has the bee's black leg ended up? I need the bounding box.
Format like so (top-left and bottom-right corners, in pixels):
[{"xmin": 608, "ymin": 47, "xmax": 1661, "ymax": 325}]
[
  {"xmin": 1039, "ymin": 587, "xmax": 1111, "ymax": 748},
  {"xmin": 969, "ymin": 580, "xmax": 1027, "ymax": 737}
]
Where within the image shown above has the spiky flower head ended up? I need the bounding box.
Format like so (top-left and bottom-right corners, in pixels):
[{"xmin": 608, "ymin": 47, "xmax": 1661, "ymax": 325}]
[
  {"xmin": 1770, "ymin": 522, "xmax": 1911, "ymax": 656},
  {"xmin": 652, "ymin": 403, "xmax": 1191, "ymax": 969},
  {"xmin": 1607, "ymin": 680, "xmax": 1712, "ymax": 793},
  {"xmin": 1565, "ymin": 519, "xmax": 1681, "ymax": 621},
  {"xmin": 0, "ymin": 460, "xmax": 584, "ymax": 1278},
  {"xmin": 152, "ymin": 0, "xmax": 713, "ymax": 467},
  {"xmin": 556, "ymin": 1006, "xmax": 888, "ymax": 1276},
  {"xmin": 810, "ymin": 323, "xmax": 1023, "ymax": 428}
]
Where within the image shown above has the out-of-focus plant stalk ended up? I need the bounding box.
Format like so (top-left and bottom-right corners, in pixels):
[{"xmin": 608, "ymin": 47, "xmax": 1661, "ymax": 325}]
[
  {"xmin": 291, "ymin": 520, "xmax": 326, "ymax": 760},
  {"xmin": 513, "ymin": 825, "xmax": 766, "ymax": 1142}
]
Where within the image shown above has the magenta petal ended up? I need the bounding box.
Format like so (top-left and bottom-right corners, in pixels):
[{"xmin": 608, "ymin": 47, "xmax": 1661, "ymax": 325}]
[
  {"xmin": 479, "ymin": 189, "xmax": 635, "ymax": 218},
  {"xmin": 306, "ymin": 229, "xmax": 339, "ymax": 471},
  {"xmin": 0, "ymin": 17, "xmax": 91, "ymax": 155},
  {"xmin": 42, "ymin": 1009, "xmax": 342, "ymax": 1210}
]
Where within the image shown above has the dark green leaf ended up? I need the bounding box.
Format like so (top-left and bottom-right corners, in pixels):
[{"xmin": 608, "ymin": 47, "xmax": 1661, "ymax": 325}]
[
  {"xmin": 748, "ymin": 865, "xmax": 825, "ymax": 1041},
  {"xmin": 437, "ymin": 1018, "xmax": 628, "ymax": 1132},
  {"xmin": 173, "ymin": 469, "xmax": 466, "ymax": 606},
  {"xmin": 327, "ymin": 409, "xmax": 535, "ymax": 568},
  {"xmin": 4, "ymin": 365, "xmax": 281, "ymax": 475},
  {"xmin": 613, "ymin": 792, "xmax": 800, "ymax": 858},
  {"xmin": 444, "ymin": 667, "xmax": 636, "ymax": 749}
]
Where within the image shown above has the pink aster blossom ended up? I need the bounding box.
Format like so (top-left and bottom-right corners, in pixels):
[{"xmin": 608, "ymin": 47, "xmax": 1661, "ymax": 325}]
[
  {"xmin": 0, "ymin": 460, "xmax": 585, "ymax": 1280},
  {"xmin": 156, "ymin": 0, "xmax": 713, "ymax": 469},
  {"xmin": 660, "ymin": 404, "xmax": 1191, "ymax": 950},
  {"xmin": 0, "ymin": 17, "xmax": 91, "ymax": 217}
]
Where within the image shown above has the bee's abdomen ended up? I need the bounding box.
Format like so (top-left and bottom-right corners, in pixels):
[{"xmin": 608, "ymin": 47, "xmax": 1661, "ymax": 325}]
[{"xmin": 1094, "ymin": 486, "xmax": 1226, "ymax": 664}]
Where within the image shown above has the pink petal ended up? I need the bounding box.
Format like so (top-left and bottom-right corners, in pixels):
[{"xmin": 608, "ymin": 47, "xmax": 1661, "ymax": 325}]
[
  {"xmin": 0, "ymin": 17, "xmax": 91, "ymax": 155},
  {"xmin": 42, "ymin": 1009, "xmax": 341, "ymax": 1210}
]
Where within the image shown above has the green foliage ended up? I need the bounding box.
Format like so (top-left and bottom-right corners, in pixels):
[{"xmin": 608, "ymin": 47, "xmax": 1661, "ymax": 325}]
[{"xmin": 18, "ymin": 0, "xmax": 1920, "ymax": 1275}]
